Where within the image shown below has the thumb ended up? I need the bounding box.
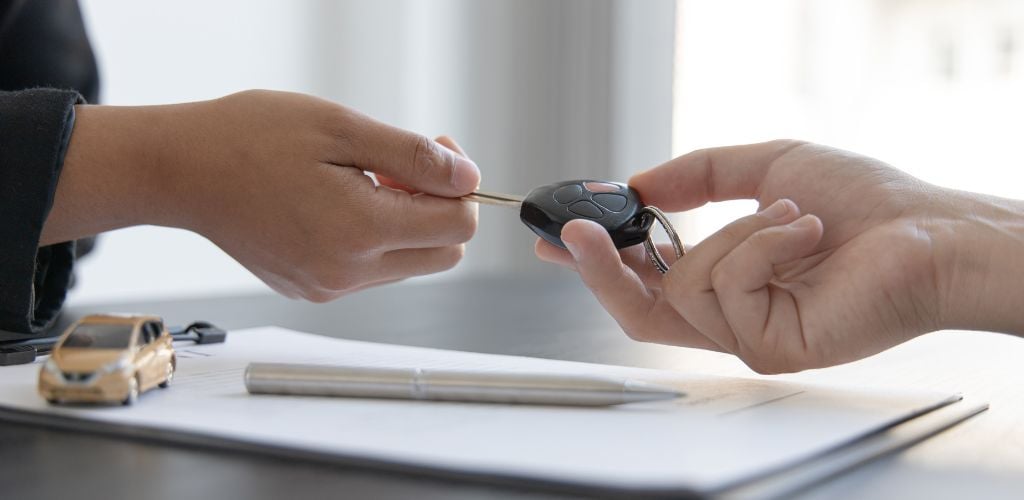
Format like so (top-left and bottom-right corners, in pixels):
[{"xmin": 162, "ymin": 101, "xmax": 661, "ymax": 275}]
[
  {"xmin": 376, "ymin": 135, "xmax": 472, "ymax": 195},
  {"xmin": 349, "ymin": 120, "xmax": 480, "ymax": 197}
]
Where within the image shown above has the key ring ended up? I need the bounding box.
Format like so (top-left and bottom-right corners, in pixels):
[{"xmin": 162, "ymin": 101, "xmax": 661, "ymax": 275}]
[{"xmin": 642, "ymin": 206, "xmax": 685, "ymax": 274}]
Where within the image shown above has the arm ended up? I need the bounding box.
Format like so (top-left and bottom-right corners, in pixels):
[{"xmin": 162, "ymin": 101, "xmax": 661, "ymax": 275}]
[
  {"xmin": 929, "ymin": 192, "xmax": 1024, "ymax": 335},
  {"xmin": 41, "ymin": 90, "xmax": 481, "ymax": 303}
]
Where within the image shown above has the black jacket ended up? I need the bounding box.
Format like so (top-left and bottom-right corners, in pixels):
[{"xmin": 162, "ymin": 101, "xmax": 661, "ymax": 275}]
[{"xmin": 0, "ymin": 0, "xmax": 98, "ymax": 338}]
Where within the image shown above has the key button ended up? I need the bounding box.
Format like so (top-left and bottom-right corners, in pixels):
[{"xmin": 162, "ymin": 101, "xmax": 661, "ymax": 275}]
[
  {"xmin": 553, "ymin": 184, "xmax": 583, "ymax": 204},
  {"xmin": 592, "ymin": 193, "xmax": 628, "ymax": 212},
  {"xmin": 568, "ymin": 200, "xmax": 604, "ymax": 219},
  {"xmin": 583, "ymin": 181, "xmax": 621, "ymax": 193}
]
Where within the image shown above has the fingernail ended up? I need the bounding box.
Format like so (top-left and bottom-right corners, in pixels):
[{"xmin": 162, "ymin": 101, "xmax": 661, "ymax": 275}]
[
  {"xmin": 758, "ymin": 199, "xmax": 791, "ymax": 219},
  {"xmin": 563, "ymin": 239, "xmax": 581, "ymax": 260},
  {"xmin": 451, "ymin": 156, "xmax": 481, "ymax": 192},
  {"xmin": 788, "ymin": 214, "xmax": 817, "ymax": 229}
]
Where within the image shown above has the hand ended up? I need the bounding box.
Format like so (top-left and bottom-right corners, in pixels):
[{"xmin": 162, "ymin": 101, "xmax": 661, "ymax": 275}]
[
  {"xmin": 536, "ymin": 140, "xmax": 1024, "ymax": 373},
  {"xmin": 44, "ymin": 90, "xmax": 480, "ymax": 301}
]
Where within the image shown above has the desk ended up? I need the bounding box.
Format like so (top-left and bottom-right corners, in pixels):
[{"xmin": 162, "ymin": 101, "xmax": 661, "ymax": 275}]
[{"xmin": 1, "ymin": 273, "xmax": 1021, "ymax": 499}]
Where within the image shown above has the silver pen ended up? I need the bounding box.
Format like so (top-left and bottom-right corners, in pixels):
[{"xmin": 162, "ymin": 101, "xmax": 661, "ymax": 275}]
[{"xmin": 244, "ymin": 362, "xmax": 684, "ymax": 406}]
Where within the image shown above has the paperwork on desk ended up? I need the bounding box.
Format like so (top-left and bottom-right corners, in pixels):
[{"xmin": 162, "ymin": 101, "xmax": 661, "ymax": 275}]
[{"xmin": 0, "ymin": 327, "xmax": 985, "ymax": 497}]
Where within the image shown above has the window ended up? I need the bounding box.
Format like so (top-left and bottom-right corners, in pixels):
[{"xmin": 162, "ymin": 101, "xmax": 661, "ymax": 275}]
[
  {"xmin": 142, "ymin": 322, "xmax": 159, "ymax": 344},
  {"xmin": 673, "ymin": 0, "xmax": 1024, "ymax": 241},
  {"xmin": 61, "ymin": 324, "xmax": 134, "ymax": 349}
]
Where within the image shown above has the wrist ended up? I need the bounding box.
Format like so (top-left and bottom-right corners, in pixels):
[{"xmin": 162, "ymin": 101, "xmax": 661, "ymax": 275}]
[
  {"xmin": 125, "ymin": 99, "xmax": 217, "ymax": 233},
  {"xmin": 932, "ymin": 191, "xmax": 1024, "ymax": 335},
  {"xmin": 42, "ymin": 101, "xmax": 217, "ymax": 244},
  {"xmin": 42, "ymin": 104, "xmax": 168, "ymax": 243}
]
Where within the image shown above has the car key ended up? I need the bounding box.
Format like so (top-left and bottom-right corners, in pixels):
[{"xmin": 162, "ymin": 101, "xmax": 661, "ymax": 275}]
[
  {"xmin": 465, "ymin": 180, "xmax": 651, "ymax": 250},
  {"xmin": 464, "ymin": 180, "xmax": 685, "ymax": 273}
]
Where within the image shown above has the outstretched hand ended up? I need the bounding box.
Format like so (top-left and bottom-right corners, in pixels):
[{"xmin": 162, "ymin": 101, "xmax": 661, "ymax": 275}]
[
  {"xmin": 46, "ymin": 90, "xmax": 481, "ymax": 302},
  {"xmin": 537, "ymin": 140, "xmax": 1024, "ymax": 373}
]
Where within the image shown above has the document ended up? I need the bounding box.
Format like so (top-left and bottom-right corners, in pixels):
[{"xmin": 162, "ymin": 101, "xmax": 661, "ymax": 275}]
[{"xmin": 0, "ymin": 327, "xmax": 985, "ymax": 497}]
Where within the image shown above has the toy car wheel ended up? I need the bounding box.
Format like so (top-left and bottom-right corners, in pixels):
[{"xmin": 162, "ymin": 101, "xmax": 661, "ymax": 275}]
[
  {"xmin": 158, "ymin": 364, "xmax": 173, "ymax": 389},
  {"xmin": 123, "ymin": 376, "xmax": 139, "ymax": 406},
  {"xmin": 46, "ymin": 398, "xmax": 60, "ymax": 405}
]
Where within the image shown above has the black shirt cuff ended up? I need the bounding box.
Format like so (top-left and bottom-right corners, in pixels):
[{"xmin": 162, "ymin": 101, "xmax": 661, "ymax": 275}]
[{"xmin": 0, "ymin": 88, "xmax": 82, "ymax": 338}]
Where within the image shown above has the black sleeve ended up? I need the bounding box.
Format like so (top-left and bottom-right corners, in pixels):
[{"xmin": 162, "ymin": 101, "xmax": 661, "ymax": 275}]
[
  {"xmin": 0, "ymin": 88, "xmax": 82, "ymax": 337},
  {"xmin": 0, "ymin": 0, "xmax": 100, "ymax": 104}
]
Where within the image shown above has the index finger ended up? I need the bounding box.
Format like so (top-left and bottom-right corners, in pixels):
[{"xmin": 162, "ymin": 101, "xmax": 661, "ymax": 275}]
[
  {"xmin": 628, "ymin": 140, "xmax": 806, "ymax": 212},
  {"xmin": 372, "ymin": 189, "xmax": 478, "ymax": 250},
  {"xmin": 560, "ymin": 220, "xmax": 722, "ymax": 351}
]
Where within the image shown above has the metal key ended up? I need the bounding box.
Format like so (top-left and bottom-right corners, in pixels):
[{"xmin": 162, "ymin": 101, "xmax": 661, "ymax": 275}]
[{"xmin": 464, "ymin": 179, "xmax": 685, "ymax": 273}]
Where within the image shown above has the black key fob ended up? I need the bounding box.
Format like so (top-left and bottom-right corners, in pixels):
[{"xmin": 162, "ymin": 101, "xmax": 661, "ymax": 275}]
[{"xmin": 520, "ymin": 180, "xmax": 654, "ymax": 250}]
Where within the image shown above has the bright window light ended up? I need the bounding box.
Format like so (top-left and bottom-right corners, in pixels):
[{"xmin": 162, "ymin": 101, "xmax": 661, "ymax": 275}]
[{"xmin": 673, "ymin": 0, "xmax": 1024, "ymax": 241}]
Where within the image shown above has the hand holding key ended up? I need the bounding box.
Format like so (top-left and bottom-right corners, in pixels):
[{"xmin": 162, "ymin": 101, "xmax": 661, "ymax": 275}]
[
  {"xmin": 466, "ymin": 180, "xmax": 685, "ymax": 274},
  {"xmin": 537, "ymin": 140, "xmax": 1024, "ymax": 373},
  {"xmin": 48, "ymin": 90, "xmax": 480, "ymax": 303}
]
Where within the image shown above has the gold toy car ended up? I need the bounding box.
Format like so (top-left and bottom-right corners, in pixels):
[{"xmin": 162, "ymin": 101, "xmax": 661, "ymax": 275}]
[{"xmin": 39, "ymin": 314, "xmax": 176, "ymax": 405}]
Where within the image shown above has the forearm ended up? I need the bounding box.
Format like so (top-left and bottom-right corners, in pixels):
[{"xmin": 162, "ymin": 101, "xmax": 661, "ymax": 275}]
[
  {"xmin": 934, "ymin": 191, "xmax": 1024, "ymax": 335},
  {"xmin": 39, "ymin": 102, "xmax": 196, "ymax": 245}
]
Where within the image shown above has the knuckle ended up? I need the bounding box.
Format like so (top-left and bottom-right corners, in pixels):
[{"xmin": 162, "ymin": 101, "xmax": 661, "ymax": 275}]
[
  {"xmin": 233, "ymin": 88, "xmax": 271, "ymax": 100},
  {"xmin": 743, "ymin": 229, "xmax": 779, "ymax": 256},
  {"xmin": 327, "ymin": 104, "xmax": 362, "ymax": 136},
  {"xmin": 746, "ymin": 211, "xmax": 777, "ymax": 228},
  {"xmin": 410, "ymin": 135, "xmax": 447, "ymax": 182},
  {"xmin": 740, "ymin": 355, "xmax": 783, "ymax": 375},
  {"xmin": 361, "ymin": 198, "xmax": 401, "ymax": 250},
  {"xmin": 746, "ymin": 229, "xmax": 772, "ymax": 248},
  {"xmin": 453, "ymin": 203, "xmax": 479, "ymax": 243},
  {"xmin": 621, "ymin": 329, "xmax": 643, "ymax": 341},
  {"xmin": 621, "ymin": 325, "xmax": 651, "ymax": 343},
  {"xmin": 719, "ymin": 212, "xmax": 776, "ymax": 242},
  {"xmin": 306, "ymin": 255, "xmax": 364, "ymax": 292},
  {"xmin": 326, "ymin": 118, "xmax": 357, "ymax": 154},
  {"xmin": 716, "ymin": 225, "xmax": 741, "ymax": 242},
  {"xmin": 709, "ymin": 261, "xmax": 731, "ymax": 290},
  {"xmin": 739, "ymin": 347, "xmax": 806, "ymax": 374},
  {"xmin": 315, "ymin": 272, "xmax": 356, "ymax": 293},
  {"xmin": 438, "ymin": 245, "xmax": 466, "ymax": 271},
  {"xmin": 768, "ymin": 138, "xmax": 811, "ymax": 153},
  {"xmin": 333, "ymin": 227, "xmax": 375, "ymax": 257},
  {"xmin": 347, "ymin": 236, "xmax": 379, "ymax": 257},
  {"xmin": 302, "ymin": 288, "xmax": 338, "ymax": 304}
]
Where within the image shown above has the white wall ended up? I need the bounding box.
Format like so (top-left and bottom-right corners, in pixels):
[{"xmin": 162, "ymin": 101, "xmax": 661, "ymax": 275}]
[
  {"xmin": 73, "ymin": 0, "xmax": 318, "ymax": 304},
  {"xmin": 673, "ymin": 0, "xmax": 1024, "ymax": 241}
]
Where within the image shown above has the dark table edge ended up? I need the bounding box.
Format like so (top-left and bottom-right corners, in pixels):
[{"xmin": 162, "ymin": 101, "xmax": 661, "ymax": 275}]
[{"xmin": 0, "ymin": 393, "xmax": 987, "ymax": 499}]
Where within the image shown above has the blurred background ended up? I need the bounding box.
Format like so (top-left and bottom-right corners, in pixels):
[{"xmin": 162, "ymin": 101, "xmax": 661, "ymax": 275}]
[{"xmin": 68, "ymin": 0, "xmax": 1024, "ymax": 304}]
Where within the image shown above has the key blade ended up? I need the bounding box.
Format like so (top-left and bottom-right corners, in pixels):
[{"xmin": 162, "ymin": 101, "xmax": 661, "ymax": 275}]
[{"xmin": 462, "ymin": 191, "xmax": 524, "ymax": 208}]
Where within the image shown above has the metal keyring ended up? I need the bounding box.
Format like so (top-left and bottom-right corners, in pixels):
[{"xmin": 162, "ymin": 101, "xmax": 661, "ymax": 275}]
[{"xmin": 642, "ymin": 206, "xmax": 685, "ymax": 274}]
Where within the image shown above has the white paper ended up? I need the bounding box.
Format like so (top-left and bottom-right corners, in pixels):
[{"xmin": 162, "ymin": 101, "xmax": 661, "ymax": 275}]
[{"xmin": 0, "ymin": 327, "xmax": 962, "ymax": 494}]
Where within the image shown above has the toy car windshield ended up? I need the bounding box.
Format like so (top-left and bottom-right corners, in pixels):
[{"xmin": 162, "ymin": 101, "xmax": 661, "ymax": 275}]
[{"xmin": 60, "ymin": 324, "xmax": 134, "ymax": 349}]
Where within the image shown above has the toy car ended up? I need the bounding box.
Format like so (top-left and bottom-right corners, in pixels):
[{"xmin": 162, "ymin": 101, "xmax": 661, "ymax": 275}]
[{"xmin": 38, "ymin": 314, "xmax": 176, "ymax": 405}]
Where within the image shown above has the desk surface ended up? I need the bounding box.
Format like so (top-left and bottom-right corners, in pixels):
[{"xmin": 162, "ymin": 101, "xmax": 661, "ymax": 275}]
[{"xmin": 2, "ymin": 273, "xmax": 1022, "ymax": 499}]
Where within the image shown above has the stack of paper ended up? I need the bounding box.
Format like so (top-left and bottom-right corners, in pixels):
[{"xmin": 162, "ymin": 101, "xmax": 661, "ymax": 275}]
[{"xmin": 0, "ymin": 327, "xmax": 985, "ymax": 497}]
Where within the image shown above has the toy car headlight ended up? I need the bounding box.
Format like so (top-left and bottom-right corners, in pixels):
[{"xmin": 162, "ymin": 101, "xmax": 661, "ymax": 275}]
[
  {"xmin": 43, "ymin": 358, "xmax": 62, "ymax": 376},
  {"xmin": 99, "ymin": 357, "xmax": 132, "ymax": 374}
]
